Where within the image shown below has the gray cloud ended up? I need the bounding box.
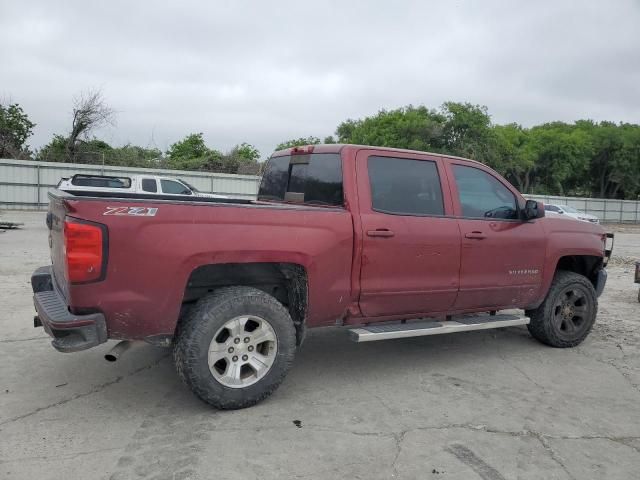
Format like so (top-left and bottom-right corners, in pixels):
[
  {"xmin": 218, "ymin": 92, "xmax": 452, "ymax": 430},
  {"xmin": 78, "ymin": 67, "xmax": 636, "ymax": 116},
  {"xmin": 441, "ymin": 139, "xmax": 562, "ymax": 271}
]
[{"xmin": 1, "ymin": 0, "xmax": 639, "ymax": 159}]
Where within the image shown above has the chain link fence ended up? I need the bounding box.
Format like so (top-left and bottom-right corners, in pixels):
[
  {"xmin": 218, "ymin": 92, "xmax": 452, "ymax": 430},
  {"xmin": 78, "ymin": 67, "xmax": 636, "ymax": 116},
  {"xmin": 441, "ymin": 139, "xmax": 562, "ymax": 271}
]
[
  {"xmin": 35, "ymin": 151, "xmax": 264, "ymax": 175},
  {"xmin": 527, "ymin": 194, "xmax": 640, "ymax": 223}
]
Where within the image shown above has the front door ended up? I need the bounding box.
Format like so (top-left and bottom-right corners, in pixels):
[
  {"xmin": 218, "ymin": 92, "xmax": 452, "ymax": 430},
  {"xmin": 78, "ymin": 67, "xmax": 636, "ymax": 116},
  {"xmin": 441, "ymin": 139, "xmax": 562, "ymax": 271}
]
[
  {"xmin": 356, "ymin": 150, "xmax": 461, "ymax": 317},
  {"xmin": 448, "ymin": 161, "xmax": 546, "ymax": 309}
]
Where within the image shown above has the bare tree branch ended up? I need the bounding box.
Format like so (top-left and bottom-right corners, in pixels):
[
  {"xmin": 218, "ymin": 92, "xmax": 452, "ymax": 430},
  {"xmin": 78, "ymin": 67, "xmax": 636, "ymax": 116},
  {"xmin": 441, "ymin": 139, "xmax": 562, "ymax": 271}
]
[{"xmin": 66, "ymin": 89, "xmax": 115, "ymax": 157}]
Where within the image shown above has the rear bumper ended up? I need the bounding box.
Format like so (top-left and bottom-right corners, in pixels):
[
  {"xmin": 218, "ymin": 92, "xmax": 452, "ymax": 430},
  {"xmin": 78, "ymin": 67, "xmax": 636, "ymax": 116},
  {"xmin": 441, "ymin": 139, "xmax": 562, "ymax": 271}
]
[
  {"xmin": 595, "ymin": 269, "xmax": 608, "ymax": 297},
  {"xmin": 32, "ymin": 266, "xmax": 107, "ymax": 353}
]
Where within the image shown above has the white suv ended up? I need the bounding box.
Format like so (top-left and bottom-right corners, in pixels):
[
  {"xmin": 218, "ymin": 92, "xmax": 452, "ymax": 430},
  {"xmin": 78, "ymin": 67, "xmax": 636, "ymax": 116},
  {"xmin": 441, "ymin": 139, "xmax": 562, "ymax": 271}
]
[
  {"xmin": 57, "ymin": 174, "xmax": 228, "ymax": 198},
  {"xmin": 545, "ymin": 204, "xmax": 600, "ymax": 224}
]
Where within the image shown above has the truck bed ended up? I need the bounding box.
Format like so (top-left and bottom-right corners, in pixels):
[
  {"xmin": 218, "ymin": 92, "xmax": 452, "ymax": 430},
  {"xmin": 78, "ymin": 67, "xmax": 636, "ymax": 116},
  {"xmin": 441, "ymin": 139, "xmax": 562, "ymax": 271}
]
[
  {"xmin": 44, "ymin": 188, "xmax": 355, "ymax": 343},
  {"xmin": 60, "ymin": 188, "xmax": 254, "ymax": 205}
]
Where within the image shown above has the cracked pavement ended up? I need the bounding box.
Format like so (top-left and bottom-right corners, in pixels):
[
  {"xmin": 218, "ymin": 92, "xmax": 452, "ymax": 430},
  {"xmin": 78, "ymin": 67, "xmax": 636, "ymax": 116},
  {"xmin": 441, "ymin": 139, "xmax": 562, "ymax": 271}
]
[{"xmin": 1, "ymin": 212, "xmax": 639, "ymax": 479}]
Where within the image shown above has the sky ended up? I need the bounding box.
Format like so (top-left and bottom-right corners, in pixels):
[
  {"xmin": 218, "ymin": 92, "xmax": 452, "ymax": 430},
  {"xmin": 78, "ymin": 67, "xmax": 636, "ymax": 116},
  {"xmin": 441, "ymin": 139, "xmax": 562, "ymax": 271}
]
[{"xmin": 1, "ymin": 0, "xmax": 639, "ymax": 159}]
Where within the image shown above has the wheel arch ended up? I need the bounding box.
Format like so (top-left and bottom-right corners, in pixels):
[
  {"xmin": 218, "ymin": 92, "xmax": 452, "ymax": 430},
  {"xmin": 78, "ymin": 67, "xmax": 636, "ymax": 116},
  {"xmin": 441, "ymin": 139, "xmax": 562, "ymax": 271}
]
[
  {"xmin": 530, "ymin": 253, "xmax": 603, "ymax": 310},
  {"xmin": 554, "ymin": 255, "xmax": 603, "ymax": 288},
  {"xmin": 180, "ymin": 262, "xmax": 308, "ymax": 345}
]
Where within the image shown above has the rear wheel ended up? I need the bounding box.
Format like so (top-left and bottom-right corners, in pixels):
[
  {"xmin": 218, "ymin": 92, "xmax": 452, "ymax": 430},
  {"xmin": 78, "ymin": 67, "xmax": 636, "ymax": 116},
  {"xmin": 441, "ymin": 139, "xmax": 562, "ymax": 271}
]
[
  {"xmin": 174, "ymin": 286, "xmax": 296, "ymax": 409},
  {"xmin": 526, "ymin": 271, "xmax": 597, "ymax": 348}
]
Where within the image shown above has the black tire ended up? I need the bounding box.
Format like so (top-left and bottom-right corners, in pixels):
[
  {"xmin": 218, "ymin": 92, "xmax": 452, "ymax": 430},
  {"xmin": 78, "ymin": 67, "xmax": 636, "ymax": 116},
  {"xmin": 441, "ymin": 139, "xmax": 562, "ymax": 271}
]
[
  {"xmin": 526, "ymin": 270, "xmax": 598, "ymax": 348},
  {"xmin": 173, "ymin": 286, "xmax": 296, "ymax": 409}
]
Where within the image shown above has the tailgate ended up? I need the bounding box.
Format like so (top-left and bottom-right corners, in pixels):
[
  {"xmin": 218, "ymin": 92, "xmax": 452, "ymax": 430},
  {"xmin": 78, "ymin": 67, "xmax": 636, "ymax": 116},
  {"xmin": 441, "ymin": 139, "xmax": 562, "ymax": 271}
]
[{"xmin": 46, "ymin": 195, "xmax": 69, "ymax": 300}]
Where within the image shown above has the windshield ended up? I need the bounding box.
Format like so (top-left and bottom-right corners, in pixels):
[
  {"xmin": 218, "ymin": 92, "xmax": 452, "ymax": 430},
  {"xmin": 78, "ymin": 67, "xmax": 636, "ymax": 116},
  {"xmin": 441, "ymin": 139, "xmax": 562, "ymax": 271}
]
[
  {"xmin": 561, "ymin": 205, "xmax": 579, "ymax": 213},
  {"xmin": 179, "ymin": 179, "xmax": 199, "ymax": 192}
]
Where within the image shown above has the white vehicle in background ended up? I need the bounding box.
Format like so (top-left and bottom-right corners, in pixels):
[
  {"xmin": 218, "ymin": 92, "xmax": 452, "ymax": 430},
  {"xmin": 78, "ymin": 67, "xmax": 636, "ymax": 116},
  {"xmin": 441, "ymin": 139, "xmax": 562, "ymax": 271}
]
[
  {"xmin": 57, "ymin": 174, "xmax": 228, "ymax": 199},
  {"xmin": 545, "ymin": 204, "xmax": 600, "ymax": 224}
]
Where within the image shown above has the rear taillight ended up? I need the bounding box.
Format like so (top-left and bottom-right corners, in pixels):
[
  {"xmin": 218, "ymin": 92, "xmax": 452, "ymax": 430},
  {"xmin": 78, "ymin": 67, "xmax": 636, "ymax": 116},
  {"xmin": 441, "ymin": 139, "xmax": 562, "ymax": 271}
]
[{"xmin": 64, "ymin": 219, "xmax": 106, "ymax": 283}]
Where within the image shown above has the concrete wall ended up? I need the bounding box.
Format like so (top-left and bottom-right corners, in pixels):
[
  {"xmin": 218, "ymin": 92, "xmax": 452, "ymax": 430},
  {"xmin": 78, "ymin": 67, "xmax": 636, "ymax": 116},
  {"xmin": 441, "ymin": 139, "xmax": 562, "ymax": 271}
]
[
  {"xmin": 526, "ymin": 194, "xmax": 640, "ymax": 224},
  {"xmin": 0, "ymin": 158, "xmax": 261, "ymax": 210}
]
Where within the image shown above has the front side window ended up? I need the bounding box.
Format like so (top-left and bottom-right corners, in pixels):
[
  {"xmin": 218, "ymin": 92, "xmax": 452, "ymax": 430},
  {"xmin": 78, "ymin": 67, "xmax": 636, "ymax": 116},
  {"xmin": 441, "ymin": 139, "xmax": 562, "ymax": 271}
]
[
  {"xmin": 161, "ymin": 179, "xmax": 191, "ymax": 195},
  {"xmin": 545, "ymin": 204, "xmax": 560, "ymax": 213},
  {"xmin": 453, "ymin": 165, "xmax": 518, "ymax": 219},
  {"xmin": 368, "ymin": 156, "xmax": 444, "ymax": 216},
  {"xmin": 141, "ymin": 178, "xmax": 157, "ymax": 192},
  {"xmin": 258, "ymin": 153, "xmax": 343, "ymax": 206}
]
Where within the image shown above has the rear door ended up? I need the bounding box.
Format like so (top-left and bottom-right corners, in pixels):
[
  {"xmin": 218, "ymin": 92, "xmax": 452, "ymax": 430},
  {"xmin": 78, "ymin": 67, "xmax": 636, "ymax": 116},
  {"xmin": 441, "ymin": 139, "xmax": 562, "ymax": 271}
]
[
  {"xmin": 356, "ymin": 150, "xmax": 461, "ymax": 317},
  {"xmin": 447, "ymin": 160, "xmax": 546, "ymax": 309}
]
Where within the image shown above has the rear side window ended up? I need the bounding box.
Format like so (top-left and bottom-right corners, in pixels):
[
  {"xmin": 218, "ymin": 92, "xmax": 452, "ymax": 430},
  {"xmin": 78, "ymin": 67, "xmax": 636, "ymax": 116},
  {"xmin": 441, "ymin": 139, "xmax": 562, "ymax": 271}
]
[
  {"xmin": 161, "ymin": 179, "xmax": 191, "ymax": 195},
  {"xmin": 453, "ymin": 165, "xmax": 518, "ymax": 219},
  {"xmin": 71, "ymin": 175, "xmax": 131, "ymax": 188},
  {"xmin": 258, "ymin": 153, "xmax": 343, "ymax": 206},
  {"xmin": 368, "ymin": 156, "xmax": 444, "ymax": 216},
  {"xmin": 141, "ymin": 178, "xmax": 157, "ymax": 192}
]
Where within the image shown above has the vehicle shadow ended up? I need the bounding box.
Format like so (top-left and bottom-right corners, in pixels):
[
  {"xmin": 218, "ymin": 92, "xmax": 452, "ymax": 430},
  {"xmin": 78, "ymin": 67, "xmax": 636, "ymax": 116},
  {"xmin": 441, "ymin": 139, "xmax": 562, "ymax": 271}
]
[{"xmin": 98, "ymin": 324, "xmax": 546, "ymax": 411}]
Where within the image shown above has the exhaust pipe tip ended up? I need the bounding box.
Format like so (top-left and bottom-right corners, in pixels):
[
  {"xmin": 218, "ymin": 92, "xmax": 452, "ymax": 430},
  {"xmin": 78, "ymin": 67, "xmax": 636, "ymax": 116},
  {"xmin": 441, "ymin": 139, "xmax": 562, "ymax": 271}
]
[{"xmin": 104, "ymin": 340, "xmax": 132, "ymax": 362}]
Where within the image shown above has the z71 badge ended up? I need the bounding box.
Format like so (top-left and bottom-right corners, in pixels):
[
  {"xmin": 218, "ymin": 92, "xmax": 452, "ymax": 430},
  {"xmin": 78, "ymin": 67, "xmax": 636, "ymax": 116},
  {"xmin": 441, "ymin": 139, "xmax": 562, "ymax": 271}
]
[{"xmin": 103, "ymin": 206, "xmax": 158, "ymax": 216}]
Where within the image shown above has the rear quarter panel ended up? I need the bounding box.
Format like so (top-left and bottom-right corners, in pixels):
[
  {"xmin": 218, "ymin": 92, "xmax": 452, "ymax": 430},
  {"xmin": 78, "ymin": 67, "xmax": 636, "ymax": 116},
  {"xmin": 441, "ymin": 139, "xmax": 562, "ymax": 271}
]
[{"xmin": 61, "ymin": 197, "xmax": 354, "ymax": 339}]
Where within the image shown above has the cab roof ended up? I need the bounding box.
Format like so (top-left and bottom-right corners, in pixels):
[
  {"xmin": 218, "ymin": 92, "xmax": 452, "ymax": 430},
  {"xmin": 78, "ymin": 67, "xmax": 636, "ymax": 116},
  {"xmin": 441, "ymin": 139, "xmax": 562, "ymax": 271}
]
[{"xmin": 271, "ymin": 143, "xmax": 482, "ymax": 165}]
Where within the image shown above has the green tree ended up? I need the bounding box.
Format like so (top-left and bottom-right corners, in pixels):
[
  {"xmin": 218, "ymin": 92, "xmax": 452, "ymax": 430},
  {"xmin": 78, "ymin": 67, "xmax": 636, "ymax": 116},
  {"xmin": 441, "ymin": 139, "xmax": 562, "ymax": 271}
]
[
  {"xmin": 335, "ymin": 106, "xmax": 446, "ymax": 152},
  {"xmin": 36, "ymin": 134, "xmax": 67, "ymax": 162},
  {"xmin": 576, "ymin": 120, "xmax": 630, "ymax": 198},
  {"xmin": 167, "ymin": 133, "xmax": 212, "ymax": 160},
  {"xmin": 110, "ymin": 144, "xmax": 163, "ymax": 168},
  {"xmin": 606, "ymin": 124, "xmax": 640, "ymax": 199},
  {"xmin": 25, "ymin": 97, "xmax": 640, "ymax": 198},
  {"xmin": 440, "ymin": 102, "xmax": 495, "ymax": 163},
  {"xmin": 219, "ymin": 144, "xmax": 261, "ymax": 174},
  {"xmin": 492, "ymin": 124, "xmax": 536, "ymax": 193},
  {"xmin": 38, "ymin": 136, "xmax": 114, "ymax": 165},
  {"xmin": 235, "ymin": 142, "xmax": 260, "ymax": 162},
  {"xmin": 167, "ymin": 150, "xmax": 223, "ymax": 171},
  {"xmin": 166, "ymin": 134, "xmax": 262, "ymax": 174},
  {"xmin": 0, "ymin": 102, "xmax": 35, "ymax": 159},
  {"xmin": 274, "ymin": 136, "xmax": 321, "ymax": 150},
  {"xmin": 527, "ymin": 123, "xmax": 591, "ymax": 195}
]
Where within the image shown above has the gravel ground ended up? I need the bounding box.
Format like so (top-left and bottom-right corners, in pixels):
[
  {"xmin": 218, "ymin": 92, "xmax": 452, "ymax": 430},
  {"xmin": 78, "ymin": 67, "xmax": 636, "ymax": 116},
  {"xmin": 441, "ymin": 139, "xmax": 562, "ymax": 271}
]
[{"xmin": 1, "ymin": 212, "xmax": 639, "ymax": 480}]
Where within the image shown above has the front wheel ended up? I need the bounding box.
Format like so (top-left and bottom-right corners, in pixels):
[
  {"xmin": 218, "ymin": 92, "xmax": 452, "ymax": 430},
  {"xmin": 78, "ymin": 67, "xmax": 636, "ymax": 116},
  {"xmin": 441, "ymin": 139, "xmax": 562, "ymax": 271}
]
[
  {"xmin": 526, "ymin": 271, "xmax": 598, "ymax": 348},
  {"xmin": 174, "ymin": 286, "xmax": 297, "ymax": 409}
]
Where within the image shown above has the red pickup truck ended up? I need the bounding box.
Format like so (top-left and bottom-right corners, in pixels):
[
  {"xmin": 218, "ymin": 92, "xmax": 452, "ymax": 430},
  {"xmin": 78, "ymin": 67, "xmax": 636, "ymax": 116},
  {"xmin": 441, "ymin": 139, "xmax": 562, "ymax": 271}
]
[{"xmin": 32, "ymin": 144, "xmax": 613, "ymax": 409}]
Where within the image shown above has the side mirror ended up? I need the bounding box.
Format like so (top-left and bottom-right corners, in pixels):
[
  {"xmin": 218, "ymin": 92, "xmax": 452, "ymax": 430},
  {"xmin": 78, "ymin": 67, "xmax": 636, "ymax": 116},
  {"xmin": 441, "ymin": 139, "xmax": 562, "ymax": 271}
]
[{"xmin": 524, "ymin": 200, "xmax": 545, "ymax": 220}]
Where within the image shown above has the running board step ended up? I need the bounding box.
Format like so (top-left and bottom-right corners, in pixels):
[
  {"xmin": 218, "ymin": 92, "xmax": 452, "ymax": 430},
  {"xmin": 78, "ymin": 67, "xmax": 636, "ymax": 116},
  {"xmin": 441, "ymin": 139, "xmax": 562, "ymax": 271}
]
[{"xmin": 348, "ymin": 314, "xmax": 529, "ymax": 342}]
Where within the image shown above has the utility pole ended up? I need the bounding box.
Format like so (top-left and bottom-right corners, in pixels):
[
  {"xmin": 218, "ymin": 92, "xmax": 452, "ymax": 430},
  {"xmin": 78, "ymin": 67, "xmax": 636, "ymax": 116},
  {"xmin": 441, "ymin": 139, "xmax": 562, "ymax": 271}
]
[{"xmin": 84, "ymin": 151, "xmax": 106, "ymax": 173}]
